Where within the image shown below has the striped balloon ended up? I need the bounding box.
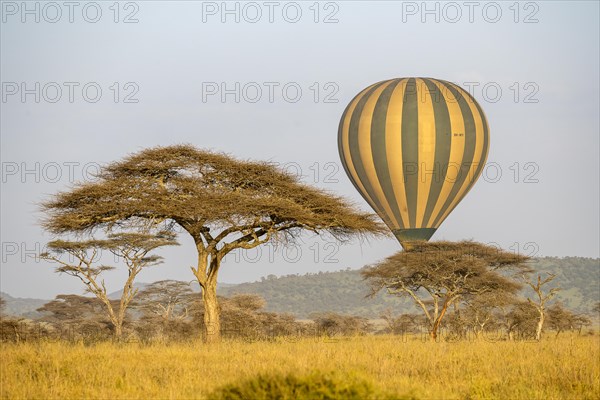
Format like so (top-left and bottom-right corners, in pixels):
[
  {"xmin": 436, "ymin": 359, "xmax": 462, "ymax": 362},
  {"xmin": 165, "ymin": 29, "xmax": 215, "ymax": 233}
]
[{"xmin": 338, "ymin": 78, "xmax": 490, "ymax": 249}]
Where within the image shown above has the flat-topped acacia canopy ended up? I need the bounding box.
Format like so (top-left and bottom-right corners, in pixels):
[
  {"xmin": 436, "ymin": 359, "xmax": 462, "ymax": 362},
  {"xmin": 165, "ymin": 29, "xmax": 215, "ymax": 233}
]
[{"xmin": 43, "ymin": 144, "xmax": 385, "ymax": 240}]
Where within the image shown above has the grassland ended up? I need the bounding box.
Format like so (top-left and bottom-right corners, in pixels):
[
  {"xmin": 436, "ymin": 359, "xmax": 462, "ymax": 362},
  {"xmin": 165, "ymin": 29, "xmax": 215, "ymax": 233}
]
[{"xmin": 1, "ymin": 334, "xmax": 599, "ymax": 399}]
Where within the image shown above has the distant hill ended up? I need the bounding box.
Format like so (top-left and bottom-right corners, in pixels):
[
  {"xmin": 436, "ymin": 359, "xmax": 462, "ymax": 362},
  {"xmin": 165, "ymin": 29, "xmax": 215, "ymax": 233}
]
[
  {"xmin": 219, "ymin": 268, "xmax": 416, "ymax": 318},
  {"xmin": 0, "ymin": 292, "xmax": 47, "ymax": 319},
  {"xmin": 2, "ymin": 257, "xmax": 598, "ymax": 319},
  {"xmin": 107, "ymin": 283, "xmax": 151, "ymax": 300},
  {"xmin": 527, "ymin": 257, "xmax": 600, "ymax": 313}
]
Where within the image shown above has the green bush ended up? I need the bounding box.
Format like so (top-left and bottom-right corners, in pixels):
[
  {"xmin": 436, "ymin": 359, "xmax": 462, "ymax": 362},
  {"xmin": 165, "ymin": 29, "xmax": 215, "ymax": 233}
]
[{"xmin": 209, "ymin": 370, "xmax": 409, "ymax": 400}]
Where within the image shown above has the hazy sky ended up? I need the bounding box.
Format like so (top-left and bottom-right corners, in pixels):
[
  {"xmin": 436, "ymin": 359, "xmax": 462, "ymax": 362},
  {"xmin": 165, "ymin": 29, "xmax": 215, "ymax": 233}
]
[{"xmin": 1, "ymin": 1, "xmax": 599, "ymax": 299}]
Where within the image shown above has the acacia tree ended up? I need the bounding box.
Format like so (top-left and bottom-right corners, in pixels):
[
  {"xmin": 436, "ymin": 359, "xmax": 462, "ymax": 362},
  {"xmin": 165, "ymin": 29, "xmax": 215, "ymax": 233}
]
[
  {"xmin": 522, "ymin": 273, "xmax": 560, "ymax": 341},
  {"xmin": 133, "ymin": 280, "xmax": 194, "ymax": 322},
  {"xmin": 546, "ymin": 302, "xmax": 591, "ymax": 337},
  {"xmin": 132, "ymin": 280, "xmax": 197, "ymax": 341},
  {"xmin": 461, "ymin": 290, "xmax": 518, "ymax": 338},
  {"xmin": 362, "ymin": 241, "xmax": 529, "ymax": 341},
  {"xmin": 37, "ymin": 294, "xmax": 118, "ymax": 339},
  {"xmin": 311, "ymin": 312, "xmax": 371, "ymax": 336},
  {"xmin": 504, "ymin": 300, "xmax": 539, "ymax": 340},
  {"xmin": 42, "ymin": 145, "xmax": 386, "ymax": 343},
  {"xmin": 41, "ymin": 232, "xmax": 178, "ymax": 339},
  {"xmin": 380, "ymin": 311, "xmax": 423, "ymax": 335}
]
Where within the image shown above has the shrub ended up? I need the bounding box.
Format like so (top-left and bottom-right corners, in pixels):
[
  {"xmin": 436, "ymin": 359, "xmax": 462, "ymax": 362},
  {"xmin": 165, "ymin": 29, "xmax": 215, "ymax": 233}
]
[
  {"xmin": 311, "ymin": 312, "xmax": 371, "ymax": 336},
  {"xmin": 208, "ymin": 370, "xmax": 404, "ymax": 400}
]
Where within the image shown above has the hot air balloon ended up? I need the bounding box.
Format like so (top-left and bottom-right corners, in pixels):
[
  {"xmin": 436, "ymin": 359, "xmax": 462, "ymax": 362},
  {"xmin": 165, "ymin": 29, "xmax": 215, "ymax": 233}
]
[{"xmin": 338, "ymin": 78, "xmax": 490, "ymax": 249}]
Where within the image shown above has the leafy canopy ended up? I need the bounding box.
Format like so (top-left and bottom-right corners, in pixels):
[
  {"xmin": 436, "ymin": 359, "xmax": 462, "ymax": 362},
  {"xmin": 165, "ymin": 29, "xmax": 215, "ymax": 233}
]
[{"xmin": 42, "ymin": 145, "xmax": 387, "ymax": 245}]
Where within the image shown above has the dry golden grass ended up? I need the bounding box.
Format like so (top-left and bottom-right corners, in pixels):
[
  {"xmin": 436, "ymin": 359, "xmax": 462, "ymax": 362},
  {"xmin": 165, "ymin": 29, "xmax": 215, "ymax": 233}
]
[{"xmin": 1, "ymin": 334, "xmax": 599, "ymax": 399}]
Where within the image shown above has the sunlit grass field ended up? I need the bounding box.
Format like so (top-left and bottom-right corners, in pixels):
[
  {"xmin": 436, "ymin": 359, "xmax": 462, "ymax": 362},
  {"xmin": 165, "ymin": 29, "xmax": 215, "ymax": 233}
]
[{"xmin": 1, "ymin": 334, "xmax": 599, "ymax": 399}]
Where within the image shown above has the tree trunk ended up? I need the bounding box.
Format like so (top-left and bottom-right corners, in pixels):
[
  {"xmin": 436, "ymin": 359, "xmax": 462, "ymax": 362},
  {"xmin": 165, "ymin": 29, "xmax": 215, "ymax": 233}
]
[
  {"xmin": 508, "ymin": 328, "xmax": 514, "ymax": 341},
  {"xmin": 191, "ymin": 247, "xmax": 223, "ymax": 344},
  {"xmin": 429, "ymin": 328, "xmax": 437, "ymax": 341},
  {"xmin": 202, "ymin": 281, "xmax": 221, "ymax": 343},
  {"xmin": 107, "ymin": 310, "xmax": 123, "ymax": 340},
  {"xmin": 474, "ymin": 325, "xmax": 483, "ymax": 339},
  {"xmin": 430, "ymin": 298, "xmax": 451, "ymax": 341},
  {"xmin": 102, "ymin": 299, "xmax": 123, "ymax": 340},
  {"xmin": 114, "ymin": 321, "xmax": 123, "ymax": 339},
  {"xmin": 535, "ymin": 311, "xmax": 544, "ymax": 341}
]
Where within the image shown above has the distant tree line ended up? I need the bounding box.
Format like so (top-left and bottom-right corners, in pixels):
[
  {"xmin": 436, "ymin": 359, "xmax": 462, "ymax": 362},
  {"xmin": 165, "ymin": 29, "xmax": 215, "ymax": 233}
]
[
  {"xmin": 0, "ymin": 284, "xmax": 372, "ymax": 343},
  {"xmin": 1, "ymin": 282, "xmax": 595, "ymax": 344}
]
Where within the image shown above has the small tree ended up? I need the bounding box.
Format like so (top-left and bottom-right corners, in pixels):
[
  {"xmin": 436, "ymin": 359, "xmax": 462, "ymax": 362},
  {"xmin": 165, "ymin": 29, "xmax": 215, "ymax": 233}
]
[
  {"xmin": 546, "ymin": 302, "xmax": 591, "ymax": 337},
  {"xmin": 461, "ymin": 291, "xmax": 518, "ymax": 338},
  {"xmin": 522, "ymin": 273, "xmax": 560, "ymax": 341},
  {"xmin": 219, "ymin": 294, "xmax": 267, "ymax": 339},
  {"xmin": 191, "ymin": 294, "xmax": 300, "ymax": 340},
  {"xmin": 41, "ymin": 232, "xmax": 178, "ymax": 339},
  {"xmin": 42, "ymin": 145, "xmax": 386, "ymax": 343},
  {"xmin": 132, "ymin": 280, "xmax": 197, "ymax": 342},
  {"xmin": 133, "ymin": 280, "xmax": 193, "ymax": 322},
  {"xmin": 380, "ymin": 310, "xmax": 423, "ymax": 335},
  {"xmin": 311, "ymin": 312, "xmax": 371, "ymax": 336},
  {"xmin": 37, "ymin": 294, "xmax": 117, "ymax": 339},
  {"xmin": 362, "ymin": 241, "xmax": 529, "ymax": 341},
  {"xmin": 504, "ymin": 300, "xmax": 539, "ymax": 340}
]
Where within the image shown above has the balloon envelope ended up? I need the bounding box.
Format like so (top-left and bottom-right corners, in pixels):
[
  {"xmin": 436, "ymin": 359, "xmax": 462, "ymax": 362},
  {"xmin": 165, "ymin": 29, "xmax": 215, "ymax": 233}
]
[{"xmin": 338, "ymin": 78, "xmax": 490, "ymax": 249}]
